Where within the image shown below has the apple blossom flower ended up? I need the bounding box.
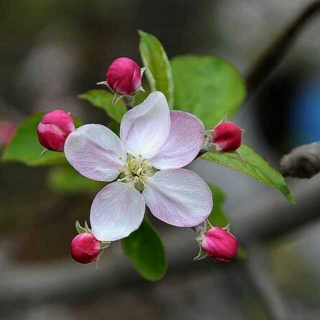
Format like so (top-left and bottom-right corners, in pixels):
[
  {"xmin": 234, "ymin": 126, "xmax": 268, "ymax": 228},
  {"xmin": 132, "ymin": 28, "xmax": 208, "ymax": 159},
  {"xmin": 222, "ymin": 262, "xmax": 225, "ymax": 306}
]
[
  {"xmin": 37, "ymin": 110, "xmax": 75, "ymax": 152},
  {"xmin": 65, "ymin": 91, "xmax": 213, "ymax": 241}
]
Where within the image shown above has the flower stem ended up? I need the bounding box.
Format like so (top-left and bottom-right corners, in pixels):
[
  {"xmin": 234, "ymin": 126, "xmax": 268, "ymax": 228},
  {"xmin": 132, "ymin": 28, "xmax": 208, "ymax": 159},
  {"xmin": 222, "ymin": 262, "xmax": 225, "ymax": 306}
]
[{"xmin": 123, "ymin": 96, "xmax": 135, "ymax": 110}]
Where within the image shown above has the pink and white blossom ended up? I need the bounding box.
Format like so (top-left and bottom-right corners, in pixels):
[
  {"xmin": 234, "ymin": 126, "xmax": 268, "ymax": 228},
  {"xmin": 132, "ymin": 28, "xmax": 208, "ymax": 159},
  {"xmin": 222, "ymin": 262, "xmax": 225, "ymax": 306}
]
[{"xmin": 65, "ymin": 92, "xmax": 213, "ymax": 241}]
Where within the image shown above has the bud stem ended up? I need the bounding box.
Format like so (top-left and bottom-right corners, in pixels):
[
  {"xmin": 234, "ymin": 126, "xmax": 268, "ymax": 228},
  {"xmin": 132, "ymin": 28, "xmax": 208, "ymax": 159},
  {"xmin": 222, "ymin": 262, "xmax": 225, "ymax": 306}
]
[{"xmin": 123, "ymin": 96, "xmax": 135, "ymax": 110}]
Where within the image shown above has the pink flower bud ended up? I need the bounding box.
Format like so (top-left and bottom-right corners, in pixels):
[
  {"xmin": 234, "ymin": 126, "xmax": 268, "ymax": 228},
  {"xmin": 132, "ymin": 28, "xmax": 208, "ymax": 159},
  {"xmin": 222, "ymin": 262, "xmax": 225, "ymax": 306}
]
[
  {"xmin": 213, "ymin": 121, "xmax": 243, "ymax": 152},
  {"xmin": 37, "ymin": 110, "xmax": 75, "ymax": 152},
  {"xmin": 106, "ymin": 57, "xmax": 142, "ymax": 95},
  {"xmin": 71, "ymin": 233, "xmax": 101, "ymax": 264},
  {"xmin": 202, "ymin": 227, "xmax": 238, "ymax": 262},
  {"xmin": 0, "ymin": 121, "xmax": 17, "ymax": 147}
]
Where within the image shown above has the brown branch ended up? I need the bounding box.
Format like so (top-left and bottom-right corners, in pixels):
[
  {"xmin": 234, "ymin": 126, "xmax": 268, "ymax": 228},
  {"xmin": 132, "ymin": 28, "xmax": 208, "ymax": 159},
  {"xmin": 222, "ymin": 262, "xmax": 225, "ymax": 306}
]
[
  {"xmin": 245, "ymin": 0, "xmax": 320, "ymax": 98},
  {"xmin": 2, "ymin": 176, "xmax": 320, "ymax": 311},
  {"xmin": 242, "ymin": 245, "xmax": 289, "ymax": 320},
  {"xmin": 231, "ymin": 177, "xmax": 320, "ymax": 243},
  {"xmin": 280, "ymin": 142, "xmax": 320, "ymax": 178}
]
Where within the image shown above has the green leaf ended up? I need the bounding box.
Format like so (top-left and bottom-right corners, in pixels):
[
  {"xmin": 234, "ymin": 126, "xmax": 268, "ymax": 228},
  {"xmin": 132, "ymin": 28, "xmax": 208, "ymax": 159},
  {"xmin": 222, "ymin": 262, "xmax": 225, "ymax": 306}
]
[
  {"xmin": 202, "ymin": 145, "xmax": 295, "ymax": 204},
  {"xmin": 171, "ymin": 55, "xmax": 246, "ymax": 128},
  {"xmin": 107, "ymin": 121, "xmax": 120, "ymax": 135},
  {"xmin": 1, "ymin": 113, "xmax": 66, "ymax": 166},
  {"xmin": 208, "ymin": 185, "xmax": 229, "ymax": 227},
  {"xmin": 138, "ymin": 30, "xmax": 174, "ymax": 108},
  {"xmin": 122, "ymin": 219, "xmax": 167, "ymax": 281},
  {"xmin": 47, "ymin": 165, "xmax": 104, "ymax": 194},
  {"xmin": 79, "ymin": 89, "xmax": 127, "ymax": 123}
]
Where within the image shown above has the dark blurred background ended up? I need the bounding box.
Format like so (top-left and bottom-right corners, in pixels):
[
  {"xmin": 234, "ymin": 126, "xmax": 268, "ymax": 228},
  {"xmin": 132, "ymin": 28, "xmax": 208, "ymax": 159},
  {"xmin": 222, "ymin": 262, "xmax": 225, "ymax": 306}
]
[{"xmin": 1, "ymin": 0, "xmax": 320, "ymax": 319}]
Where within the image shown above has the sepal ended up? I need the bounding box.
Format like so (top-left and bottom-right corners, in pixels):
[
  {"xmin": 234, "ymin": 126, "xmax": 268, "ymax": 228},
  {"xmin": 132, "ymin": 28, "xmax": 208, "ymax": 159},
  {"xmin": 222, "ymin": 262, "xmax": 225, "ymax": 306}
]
[
  {"xmin": 75, "ymin": 220, "xmax": 94, "ymax": 234},
  {"xmin": 194, "ymin": 246, "xmax": 208, "ymax": 261},
  {"xmin": 101, "ymin": 241, "xmax": 111, "ymax": 249},
  {"xmin": 75, "ymin": 220, "xmax": 86, "ymax": 234}
]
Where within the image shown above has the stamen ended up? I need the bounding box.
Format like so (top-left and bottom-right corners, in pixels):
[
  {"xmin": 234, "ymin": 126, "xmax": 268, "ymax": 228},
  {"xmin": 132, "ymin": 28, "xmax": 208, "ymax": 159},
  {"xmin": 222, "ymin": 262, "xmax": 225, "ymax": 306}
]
[{"xmin": 120, "ymin": 154, "xmax": 156, "ymax": 190}]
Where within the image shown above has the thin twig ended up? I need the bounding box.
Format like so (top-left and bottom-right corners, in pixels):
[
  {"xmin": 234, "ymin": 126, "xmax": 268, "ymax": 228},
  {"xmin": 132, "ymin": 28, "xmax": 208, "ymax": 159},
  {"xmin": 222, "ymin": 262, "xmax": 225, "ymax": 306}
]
[
  {"xmin": 245, "ymin": 0, "xmax": 320, "ymax": 98},
  {"xmin": 2, "ymin": 176, "xmax": 320, "ymax": 310},
  {"xmin": 243, "ymin": 245, "xmax": 288, "ymax": 320}
]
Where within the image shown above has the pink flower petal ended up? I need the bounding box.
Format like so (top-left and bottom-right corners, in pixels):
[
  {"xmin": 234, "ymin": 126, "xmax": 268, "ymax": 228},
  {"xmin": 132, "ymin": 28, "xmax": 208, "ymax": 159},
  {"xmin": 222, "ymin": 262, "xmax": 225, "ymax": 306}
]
[
  {"xmin": 120, "ymin": 91, "xmax": 171, "ymax": 158},
  {"xmin": 148, "ymin": 111, "xmax": 204, "ymax": 169},
  {"xmin": 65, "ymin": 124, "xmax": 127, "ymax": 181},
  {"xmin": 143, "ymin": 169, "xmax": 213, "ymax": 227},
  {"xmin": 90, "ymin": 182, "xmax": 145, "ymax": 241}
]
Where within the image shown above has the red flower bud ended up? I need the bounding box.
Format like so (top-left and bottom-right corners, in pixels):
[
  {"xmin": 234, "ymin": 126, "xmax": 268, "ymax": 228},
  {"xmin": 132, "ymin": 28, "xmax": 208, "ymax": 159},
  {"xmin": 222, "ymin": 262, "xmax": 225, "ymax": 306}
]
[
  {"xmin": 213, "ymin": 121, "xmax": 243, "ymax": 152},
  {"xmin": 202, "ymin": 227, "xmax": 238, "ymax": 262},
  {"xmin": 0, "ymin": 121, "xmax": 17, "ymax": 147},
  {"xmin": 106, "ymin": 57, "xmax": 142, "ymax": 95},
  {"xmin": 71, "ymin": 233, "xmax": 101, "ymax": 264},
  {"xmin": 37, "ymin": 110, "xmax": 75, "ymax": 152}
]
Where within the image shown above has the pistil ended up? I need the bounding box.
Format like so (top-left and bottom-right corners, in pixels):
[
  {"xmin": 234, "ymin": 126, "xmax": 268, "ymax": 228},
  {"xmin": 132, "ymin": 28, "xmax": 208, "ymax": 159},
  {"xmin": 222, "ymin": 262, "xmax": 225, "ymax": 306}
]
[{"xmin": 117, "ymin": 154, "xmax": 157, "ymax": 191}]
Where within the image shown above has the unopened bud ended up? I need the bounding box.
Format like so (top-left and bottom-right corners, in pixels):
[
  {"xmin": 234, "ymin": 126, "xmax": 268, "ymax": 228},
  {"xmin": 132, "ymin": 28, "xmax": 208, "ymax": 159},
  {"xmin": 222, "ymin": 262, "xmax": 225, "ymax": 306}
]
[
  {"xmin": 213, "ymin": 121, "xmax": 243, "ymax": 152},
  {"xmin": 37, "ymin": 110, "xmax": 75, "ymax": 152},
  {"xmin": 71, "ymin": 233, "xmax": 101, "ymax": 264},
  {"xmin": 202, "ymin": 227, "xmax": 238, "ymax": 262},
  {"xmin": 0, "ymin": 121, "xmax": 17, "ymax": 147},
  {"xmin": 105, "ymin": 57, "xmax": 142, "ymax": 96}
]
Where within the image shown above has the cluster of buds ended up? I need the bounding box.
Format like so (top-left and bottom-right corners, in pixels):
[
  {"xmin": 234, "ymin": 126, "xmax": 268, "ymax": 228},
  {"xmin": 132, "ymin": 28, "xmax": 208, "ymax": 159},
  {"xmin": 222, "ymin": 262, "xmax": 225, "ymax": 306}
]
[
  {"xmin": 71, "ymin": 221, "xmax": 110, "ymax": 264},
  {"xmin": 97, "ymin": 57, "xmax": 145, "ymax": 105},
  {"xmin": 202, "ymin": 119, "xmax": 244, "ymax": 155},
  {"xmin": 195, "ymin": 221, "xmax": 238, "ymax": 263},
  {"xmin": 37, "ymin": 110, "xmax": 75, "ymax": 153}
]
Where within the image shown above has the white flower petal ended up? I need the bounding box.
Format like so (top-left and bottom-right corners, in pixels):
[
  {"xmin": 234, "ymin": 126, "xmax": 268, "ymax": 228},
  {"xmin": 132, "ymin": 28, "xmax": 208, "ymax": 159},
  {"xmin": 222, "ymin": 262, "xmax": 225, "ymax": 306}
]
[
  {"xmin": 148, "ymin": 111, "xmax": 205, "ymax": 169},
  {"xmin": 65, "ymin": 124, "xmax": 127, "ymax": 181},
  {"xmin": 143, "ymin": 169, "xmax": 213, "ymax": 227},
  {"xmin": 91, "ymin": 182, "xmax": 145, "ymax": 241},
  {"xmin": 120, "ymin": 91, "xmax": 171, "ymax": 158}
]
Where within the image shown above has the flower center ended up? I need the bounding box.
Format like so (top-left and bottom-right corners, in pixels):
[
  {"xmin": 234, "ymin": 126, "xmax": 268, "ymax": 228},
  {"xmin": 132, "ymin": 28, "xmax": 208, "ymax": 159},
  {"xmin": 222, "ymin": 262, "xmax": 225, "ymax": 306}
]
[{"xmin": 118, "ymin": 154, "xmax": 157, "ymax": 191}]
